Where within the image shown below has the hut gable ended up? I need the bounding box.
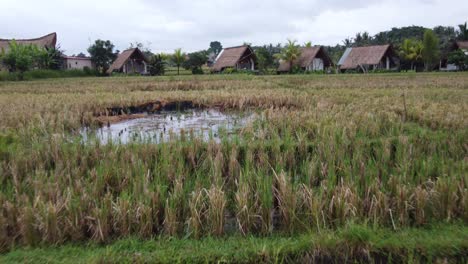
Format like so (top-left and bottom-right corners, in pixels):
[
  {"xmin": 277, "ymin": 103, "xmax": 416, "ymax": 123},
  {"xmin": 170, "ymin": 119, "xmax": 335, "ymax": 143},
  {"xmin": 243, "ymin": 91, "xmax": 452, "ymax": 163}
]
[
  {"xmin": 0, "ymin": 33, "xmax": 57, "ymax": 53},
  {"xmin": 212, "ymin": 45, "xmax": 257, "ymax": 72},
  {"xmin": 278, "ymin": 46, "xmax": 333, "ymax": 72},
  {"xmin": 108, "ymin": 48, "xmax": 149, "ymax": 74},
  {"xmin": 338, "ymin": 44, "xmax": 397, "ymax": 71}
]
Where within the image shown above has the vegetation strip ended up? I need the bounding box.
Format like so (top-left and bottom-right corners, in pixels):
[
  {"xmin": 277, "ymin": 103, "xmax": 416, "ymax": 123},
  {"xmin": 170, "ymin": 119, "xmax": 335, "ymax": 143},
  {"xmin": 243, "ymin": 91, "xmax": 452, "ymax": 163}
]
[{"xmin": 1, "ymin": 224, "xmax": 466, "ymax": 263}]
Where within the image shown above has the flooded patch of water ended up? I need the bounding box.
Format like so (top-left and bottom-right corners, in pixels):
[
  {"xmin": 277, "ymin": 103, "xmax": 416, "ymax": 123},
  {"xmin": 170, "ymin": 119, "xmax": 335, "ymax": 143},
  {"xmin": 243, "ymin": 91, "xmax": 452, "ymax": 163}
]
[{"xmin": 82, "ymin": 109, "xmax": 254, "ymax": 144}]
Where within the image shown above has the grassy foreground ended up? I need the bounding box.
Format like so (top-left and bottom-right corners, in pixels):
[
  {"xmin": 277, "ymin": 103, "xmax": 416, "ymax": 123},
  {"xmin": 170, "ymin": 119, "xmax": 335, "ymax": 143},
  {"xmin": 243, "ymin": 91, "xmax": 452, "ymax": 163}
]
[
  {"xmin": 2, "ymin": 224, "xmax": 467, "ymax": 263},
  {"xmin": 0, "ymin": 72, "xmax": 467, "ymax": 262}
]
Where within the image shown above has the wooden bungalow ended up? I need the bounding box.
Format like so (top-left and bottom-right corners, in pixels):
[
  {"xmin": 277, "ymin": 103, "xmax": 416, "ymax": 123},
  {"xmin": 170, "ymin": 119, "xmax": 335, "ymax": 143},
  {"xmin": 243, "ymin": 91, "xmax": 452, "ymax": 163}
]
[
  {"xmin": 277, "ymin": 46, "xmax": 333, "ymax": 73},
  {"xmin": 211, "ymin": 45, "xmax": 257, "ymax": 72},
  {"xmin": 338, "ymin": 44, "xmax": 399, "ymax": 73},
  {"xmin": 0, "ymin": 32, "xmax": 57, "ymax": 53},
  {"xmin": 108, "ymin": 48, "xmax": 149, "ymax": 75}
]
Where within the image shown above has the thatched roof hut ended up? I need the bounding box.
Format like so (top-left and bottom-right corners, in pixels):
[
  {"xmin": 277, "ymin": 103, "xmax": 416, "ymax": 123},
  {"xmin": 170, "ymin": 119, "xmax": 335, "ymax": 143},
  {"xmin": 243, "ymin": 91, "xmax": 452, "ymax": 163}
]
[
  {"xmin": 212, "ymin": 45, "xmax": 257, "ymax": 72},
  {"xmin": 0, "ymin": 32, "xmax": 57, "ymax": 53},
  {"xmin": 108, "ymin": 48, "xmax": 149, "ymax": 74},
  {"xmin": 338, "ymin": 44, "xmax": 398, "ymax": 72},
  {"xmin": 277, "ymin": 46, "xmax": 333, "ymax": 72}
]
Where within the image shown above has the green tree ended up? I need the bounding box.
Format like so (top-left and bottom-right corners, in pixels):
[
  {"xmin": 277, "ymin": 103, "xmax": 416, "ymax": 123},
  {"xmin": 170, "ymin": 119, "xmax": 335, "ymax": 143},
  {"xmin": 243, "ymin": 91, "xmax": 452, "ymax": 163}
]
[
  {"xmin": 37, "ymin": 46, "xmax": 64, "ymax": 70},
  {"xmin": 172, "ymin": 48, "xmax": 186, "ymax": 75},
  {"xmin": 208, "ymin": 41, "xmax": 223, "ymax": 56},
  {"xmin": 448, "ymin": 50, "xmax": 468, "ymax": 70},
  {"xmin": 1, "ymin": 40, "xmax": 43, "ymax": 79},
  {"xmin": 422, "ymin": 30, "xmax": 439, "ymax": 71},
  {"xmin": 148, "ymin": 54, "xmax": 166, "ymax": 76},
  {"xmin": 255, "ymin": 46, "xmax": 275, "ymax": 73},
  {"xmin": 399, "ymin": 39, "xmax": 423, "ymax": 71},
  {"xmin": 87, "ymin": 40, "xmax": 117, "ymax": 75},
  {"xmin": 304, "ymin": 41, "xmax": 312, "ymax": 48},
  {"xmin": 457, "ymin": 22, "xmax": 468, "ymax": 40},
  {"xmin": 183, "ymin": 51, "xmax": 207, "ymax": 74},
  {"xmin": 275, "ymin": 39, "xmax": 301, "ymax": 73}
]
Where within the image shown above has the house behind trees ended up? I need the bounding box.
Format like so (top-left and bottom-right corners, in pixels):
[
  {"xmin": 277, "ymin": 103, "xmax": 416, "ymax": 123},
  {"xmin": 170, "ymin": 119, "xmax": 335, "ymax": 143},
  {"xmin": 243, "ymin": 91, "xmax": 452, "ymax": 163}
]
[
  {"xmin": 338, "ymin": 44, "xmax": 399, "ymax": 72},
  {"xmin": 277, "ymin": 46, "xmax": 334, "ymax": 73},
  {"xmin": 211, "ymin": 45, "xmax": 257, "ymax": 72},
  {"xmin": 108, "ymin": 48, "xmax": 148, "ymax": 75},
  {"xmin": 63, "ymin": 56, "xmax": 94, "ymax": 70}
]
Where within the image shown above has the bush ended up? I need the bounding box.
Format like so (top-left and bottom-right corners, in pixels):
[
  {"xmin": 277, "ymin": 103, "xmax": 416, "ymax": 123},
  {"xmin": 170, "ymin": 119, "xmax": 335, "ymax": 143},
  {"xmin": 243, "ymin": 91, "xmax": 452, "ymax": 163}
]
[
  {"xmin": 0, "ymin": 69, "xmax": 98, "ymax": 81},
  {"xmin": 192, "ymin": 67, "xmax": 204, "ymax": 75}
]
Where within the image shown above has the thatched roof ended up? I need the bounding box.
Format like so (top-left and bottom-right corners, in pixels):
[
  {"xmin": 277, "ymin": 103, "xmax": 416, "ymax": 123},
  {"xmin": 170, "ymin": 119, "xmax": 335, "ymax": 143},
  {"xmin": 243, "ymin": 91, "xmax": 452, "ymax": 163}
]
[
  {"xmin": 338, "ymin": 45, "xmax": 394, "ymax": 70},
  {"xmin": 278, "ymin": 46, "xmax": 333, "ymax": 72},
  {"xmin": 455, "ymin": 41, "xmax": 468, "ymax": 50},
  {"xmin": 108, "ymin": 48, "xmax": 148, "ymax": 73},
  {"xmin": 0, "ymin": 33, "xmax": 57, "ymax": 53},
  {"xmin": 212, "ymin": 45, "xmax": 256, "ymax": 72}
]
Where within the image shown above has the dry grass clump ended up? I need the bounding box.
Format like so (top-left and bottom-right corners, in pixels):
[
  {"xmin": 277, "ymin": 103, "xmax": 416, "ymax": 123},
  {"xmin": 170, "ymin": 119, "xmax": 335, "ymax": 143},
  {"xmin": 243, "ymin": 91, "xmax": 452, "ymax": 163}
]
[{"xmin": 0, "ymin": 73, "xmax": 467, "ymax": 251}]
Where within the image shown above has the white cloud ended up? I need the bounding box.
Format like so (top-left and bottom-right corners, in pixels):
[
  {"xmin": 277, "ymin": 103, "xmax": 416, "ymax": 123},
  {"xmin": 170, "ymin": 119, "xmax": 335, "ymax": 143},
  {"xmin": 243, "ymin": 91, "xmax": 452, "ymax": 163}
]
[{"xmin": 0, "ymin": 0, "xmax": 467, "ymax": 54}]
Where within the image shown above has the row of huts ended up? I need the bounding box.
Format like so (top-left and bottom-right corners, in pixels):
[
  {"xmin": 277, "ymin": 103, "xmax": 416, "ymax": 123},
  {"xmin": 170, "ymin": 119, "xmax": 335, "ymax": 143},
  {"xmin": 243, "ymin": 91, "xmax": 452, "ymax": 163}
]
[{"xmin": 1, "ymin": 32, "xmax": 468, "ymax": 74}]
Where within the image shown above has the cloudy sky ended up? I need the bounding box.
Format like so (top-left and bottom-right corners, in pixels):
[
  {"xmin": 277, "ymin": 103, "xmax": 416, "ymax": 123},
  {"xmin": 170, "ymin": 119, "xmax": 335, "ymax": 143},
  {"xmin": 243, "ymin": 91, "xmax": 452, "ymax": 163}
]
[{"xmin": 1, "ymin": 0, "xmax": 467, "ymax": 55}]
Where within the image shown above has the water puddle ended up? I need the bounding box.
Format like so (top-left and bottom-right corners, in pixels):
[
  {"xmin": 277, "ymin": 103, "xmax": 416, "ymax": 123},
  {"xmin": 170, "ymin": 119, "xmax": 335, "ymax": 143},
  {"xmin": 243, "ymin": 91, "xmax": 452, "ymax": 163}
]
[{"xmin": 82, "ymin": 109, "xmax": 254, "ymax": 144}]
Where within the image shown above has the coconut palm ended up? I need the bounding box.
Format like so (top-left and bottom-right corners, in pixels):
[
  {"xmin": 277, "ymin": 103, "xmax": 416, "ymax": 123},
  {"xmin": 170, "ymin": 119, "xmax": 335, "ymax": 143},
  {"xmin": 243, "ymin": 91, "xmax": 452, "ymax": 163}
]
[
  {"xmin": 172, "ymin": 48, "xmax": 186, "ymax": 75},
  {"xmin": 399, "ymin": 39, "xmax": 423, "ymax": 71},
  {"xmin": 276, "ymin": 39, "xmax": 301, "ymax": 73}
]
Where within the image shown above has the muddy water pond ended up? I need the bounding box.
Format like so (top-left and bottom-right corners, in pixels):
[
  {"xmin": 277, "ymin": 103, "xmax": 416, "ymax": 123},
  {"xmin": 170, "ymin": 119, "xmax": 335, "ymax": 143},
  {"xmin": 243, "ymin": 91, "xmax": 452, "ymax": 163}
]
[{"xmin": 82, "ymin": 109, "xmax": 255, "ymax": 144}]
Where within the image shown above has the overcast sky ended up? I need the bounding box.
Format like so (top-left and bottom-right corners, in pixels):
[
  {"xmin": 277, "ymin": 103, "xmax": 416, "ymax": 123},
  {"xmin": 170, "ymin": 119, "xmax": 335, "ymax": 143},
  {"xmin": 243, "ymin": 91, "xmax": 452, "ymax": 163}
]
[{"xmin": 1, "ymin": 0, "xmax": 467, "ymax": 55}]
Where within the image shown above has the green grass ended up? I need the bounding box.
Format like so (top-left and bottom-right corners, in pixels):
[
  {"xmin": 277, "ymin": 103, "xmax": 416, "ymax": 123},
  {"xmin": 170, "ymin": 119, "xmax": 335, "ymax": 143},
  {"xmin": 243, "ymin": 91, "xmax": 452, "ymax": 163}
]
[{"xmin": 2, "ymin": 223, "xmax": 466, "ymax": 263}]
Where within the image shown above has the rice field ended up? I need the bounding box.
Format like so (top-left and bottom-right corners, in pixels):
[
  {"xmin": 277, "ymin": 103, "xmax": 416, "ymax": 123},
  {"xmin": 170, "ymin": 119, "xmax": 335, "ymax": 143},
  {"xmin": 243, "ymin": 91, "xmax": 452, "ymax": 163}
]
[{"xmin": 0, "ymin": 73, "xmax": 467, "ymax": 262}]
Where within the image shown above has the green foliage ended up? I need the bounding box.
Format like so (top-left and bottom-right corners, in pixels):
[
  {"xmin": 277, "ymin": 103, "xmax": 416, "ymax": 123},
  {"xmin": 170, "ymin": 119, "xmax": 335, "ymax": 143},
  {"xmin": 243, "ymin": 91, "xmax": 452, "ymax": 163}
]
[
  {"xmin": 148, "ymin": 54, "xmax": 166, "ymax": 76},
  {"xmin": 183, "ymin": 51, "xmax": 207, "ymax": 75},
  {"xmin": 457, "ymin": 22, "xmax": 468, "ymax": 40},
  {"xmin": 276, "ymin": 39, "xmax": 301, "ymax": 73},
  {"xmin": 304, "ymin": 41, "xmax": 312, "ymax": 48},
  {"xmin": 0, "ymin": 69, "xmax": 97, "ymax": 81},
  {"xmin": 172, "ymin": 48, "xmax": 186, "ymax": 75},
  {"xmin": 447, "ymin": 49, "xmax": 468, "ymax": 70},
  {"xmin": 255, "ymin": 46, "xmax": 275, "ymax": 73},
  {"xmin": 208, "ymin": 41, "xmax": 223, "ymax": 56},
  {"xmin": 0, "ymin": 40, "xmax": 45, "ymax": 78},
  {"xmin": 87, "ymin": 39, "xmax": 117, "ymax": 75},
  {"xmin": 399, "ymin": 39, "xmax": 423, "ymax": 70},
  {"xmin": 422, "ymin": 30, "xmax": 440, "ymax": 71}
]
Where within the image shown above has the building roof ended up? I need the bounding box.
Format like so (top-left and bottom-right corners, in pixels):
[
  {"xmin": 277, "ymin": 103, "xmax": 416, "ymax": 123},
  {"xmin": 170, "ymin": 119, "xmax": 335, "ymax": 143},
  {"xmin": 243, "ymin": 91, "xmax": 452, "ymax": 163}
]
[
  {"xmin": 108, "ymin": 48, "xmax": 148, "ymax": 73},
  {"xmin": 278, "ymin": 46, "xmax": 333, "ymax": 72},
  {"xmin": 455, "ymin": 41, "xmax": 468, "ymax": 50},
  {"xmin": 338, "ymin": 44, "xmax": 393, "ymax": 70},
  {"xmin": 0, "ymin": 32, "xmax": 57, "ymax": 53},
  {"xmin": 212, "ymin": 45, "xmax": 255, "ymax": 71}
]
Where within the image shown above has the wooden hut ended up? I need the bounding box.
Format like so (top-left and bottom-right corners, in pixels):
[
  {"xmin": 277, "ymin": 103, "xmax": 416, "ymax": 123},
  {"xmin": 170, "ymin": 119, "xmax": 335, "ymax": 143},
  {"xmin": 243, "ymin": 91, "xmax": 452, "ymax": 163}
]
[
  {"xmin": 277, "ymin": 46, "xmax": 333, "ymax": 73},
  {"xmin": 108, "ymin": 48, "xmax": 148, "ymax": 75},
  {"xmin": 211, "ymin": 45, "xmax": 257, "ymax": 72},
  {"xmin": 338, "ymin": 44, "xmax": 399, "ymax": 72}
]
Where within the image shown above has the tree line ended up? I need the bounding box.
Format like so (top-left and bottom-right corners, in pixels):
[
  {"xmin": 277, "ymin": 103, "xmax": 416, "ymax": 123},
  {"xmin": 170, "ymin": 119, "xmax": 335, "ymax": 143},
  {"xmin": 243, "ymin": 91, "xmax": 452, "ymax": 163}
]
[{"xmin": 1, "ymin": 22, "xmax": 467, "ymax": 78}]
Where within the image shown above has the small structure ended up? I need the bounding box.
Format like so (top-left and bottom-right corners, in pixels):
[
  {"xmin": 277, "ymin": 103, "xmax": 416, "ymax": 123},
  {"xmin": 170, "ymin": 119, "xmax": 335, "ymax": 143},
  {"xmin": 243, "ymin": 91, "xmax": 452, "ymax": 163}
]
[
  {"xmin": 63, "ymin": 56, "xmax": 94, "ymax": 70},
  {"xmin": 211, "ymin": 45, "xmax": 257, "ymax": 72},
  {"xmin": 440, "ymin": 41, "xmax": 468, "ymax": 71},
  {"xmin": 108, "ymin": 48, "xmax": 148, "ymax": 75},
  {"xmin": 338, "ymin": 44, "xmax": 399, "ymax": 73},
  {"xmin": 277, "ymin": 46, "xmax": 334, "ymax": 73},
  {"xmin": 0, "ymin": 32, "xmax": 57, "ymax": 53}
]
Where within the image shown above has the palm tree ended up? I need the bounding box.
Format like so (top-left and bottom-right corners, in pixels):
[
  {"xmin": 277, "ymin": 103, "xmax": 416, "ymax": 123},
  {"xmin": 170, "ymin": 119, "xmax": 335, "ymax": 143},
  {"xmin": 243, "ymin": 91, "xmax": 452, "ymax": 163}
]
[
  {"xmin": 276, "ymin": 39, "xmax": 301, "ymax": 73},
  {"xmin": 172, "ymin": 48, "xmax": 186, "ymax": 75},
  {"xmin": 458, "ymin": 22, "xmax": 468, "ymax": 40},
  {"xmin": 399, "ymin": 39, "xmax": 424, "ymax": 71}
]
